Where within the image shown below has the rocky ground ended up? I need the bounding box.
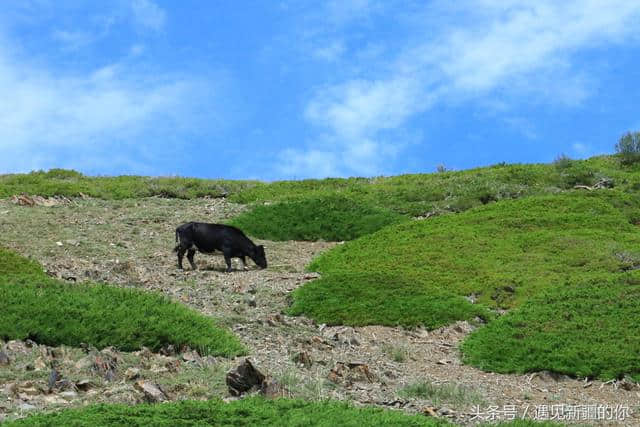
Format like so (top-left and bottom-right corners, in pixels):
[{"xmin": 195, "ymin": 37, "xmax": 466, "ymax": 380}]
[{"xmin": 0, "ymin": 196, "xmax": 638, "ymax": 425}]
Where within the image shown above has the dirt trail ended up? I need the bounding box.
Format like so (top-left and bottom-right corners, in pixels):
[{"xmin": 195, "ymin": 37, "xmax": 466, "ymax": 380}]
[{"xmin": 0, "ymin": 197, "xmax": 638, "ymax": 425}]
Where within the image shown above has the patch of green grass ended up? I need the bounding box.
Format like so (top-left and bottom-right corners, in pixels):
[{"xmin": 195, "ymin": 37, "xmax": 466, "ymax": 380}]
[
  {"xmin": 304, "ymin": 191, "xmax": 640, "ymax": 312},
  {"xmin": 461, "ymin": 274, "xmax": 640, "ymax": 381},
  {"xmin": 0, "ymin": 248, "xmax": 245, "ymax": 357},
  {"xmin": 6, "ymin": 397, "xmax": 451, "ymax": 426},
  {"xmin": 287, "ymin": 272, "xmax": 489, "ymax": 328},
  {"xmin": 399, "ymin": 380, "xmax": 485, "ymax": 407},
  {"xmin": 228, "ymin": 195, "xmax": 407, "ymax": 241}
]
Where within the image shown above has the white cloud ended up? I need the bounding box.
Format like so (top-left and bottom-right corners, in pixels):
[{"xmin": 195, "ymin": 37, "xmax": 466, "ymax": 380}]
[
  {"xmin": 0, "ymin": 43, "xmax": 217, "ymax": 174},
  {"xmin": 278, "ymin": 148, "xmax": 340, "ymax": 179},
  {"xmin": 281, "ymin": 0, "xmax": 640, "ymax": 178},
  {"xmin": 312, "ymin": 40, "xmax": 346, "ymax": 62},
  {"xmin": 131, "ymin": 0, "xmax": 166, "ymax": 32},
  {"xmin": 51, "ymin": 29, "xmax": 95, "ymax": 50},
  {"xmin": 572, "ymin": 142, "xmax": 591, "ymax": 156}
]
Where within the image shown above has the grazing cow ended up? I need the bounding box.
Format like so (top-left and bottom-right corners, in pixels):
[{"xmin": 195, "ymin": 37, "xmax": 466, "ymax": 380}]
[{"xmin": 174, "ymin": 222, "xmax": 267, "ymax": 272}]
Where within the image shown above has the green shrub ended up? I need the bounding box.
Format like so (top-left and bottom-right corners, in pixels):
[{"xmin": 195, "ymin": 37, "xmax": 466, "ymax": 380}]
[
  {"xmin": 615, "ymin": 131, "xmax": 640, "ymax": 165},
  {"xmin": 0, "ymin": 248, "xmax": 245, "ymax": 356},
  {"xmin": 461, "ymin": 275, "xmax": 640, "ymax": 382},
  {"xmin": 6, "ymin": 397, "xmax": 451, "ymax": 426},
  {"xmin": 552, "ymin": 153, "xmax": 572, "ymax": 170},
  {"xmin": 296, "ymin": 192, "xmax": 640, "ymax": 329},
  {"xmin": 228, "ymin": 195, "xmax": 407, "ymax": 241},
  {"xmin": 288, "ymin": 272, "xmax": 489, "ymax": 328}
]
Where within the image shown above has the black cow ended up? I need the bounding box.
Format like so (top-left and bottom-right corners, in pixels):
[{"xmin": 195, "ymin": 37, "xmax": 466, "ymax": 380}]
[{"xmin": 173, "ymin": 222, "xmax": 267, "ymax": 272}]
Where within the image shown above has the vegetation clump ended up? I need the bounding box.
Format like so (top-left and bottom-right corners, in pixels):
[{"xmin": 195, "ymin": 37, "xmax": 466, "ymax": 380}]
[
  {"xmin": 288, "ymin": 272, "xmax": 489, "ymax": 328},
  {"xmin": 615, "ymin": 131, "xmax": 640, "ymax": 165},
  {"xmin": 0, "ymin": 248, "xmax": 245, "ymax": 356},
  {"xmin": 5, "ymin": 397, "xmax": 451, "ymax": 426},
  {"xmin": 461, "ymin": 274, "xmax": 640, "ymax": 381},
  {"xmin": 228, "ymin": 195, "xmax": 406, "ymax": 241}
]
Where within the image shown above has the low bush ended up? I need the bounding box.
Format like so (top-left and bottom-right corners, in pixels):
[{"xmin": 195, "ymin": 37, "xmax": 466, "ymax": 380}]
[
  {"xmin": 228, "ymin": 195, "xmax": 407, "ymax": 241},
  {"xmin": 461, "ymin": 275, "xmax": 640, "ymax": 381},
  {"xmin": 0, "ymin": 248, "xmax": 245, "ymax": 356},
  {"xmin": 288, "ymin": 272, "xmax": 489, "ymax": 328},
  {"xmin": 615, "ymin": 131, "xmax": 640, "ymax": 166}
]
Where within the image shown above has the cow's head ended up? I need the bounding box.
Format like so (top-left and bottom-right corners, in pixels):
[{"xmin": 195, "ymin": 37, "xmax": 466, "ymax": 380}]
[{"xmin": 252, "ymin": 245, "xmax": 267, "ymax": 269}]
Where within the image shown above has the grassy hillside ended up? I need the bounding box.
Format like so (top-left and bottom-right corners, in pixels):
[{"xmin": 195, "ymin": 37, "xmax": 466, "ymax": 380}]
[
  {"xmin": 4, "ymin": 155, "xmax": 640, "ymax": 241},
  {"xmin": 231, "ymin": 155, "xmax": 640, "ymax": 216},
  {"xmin": 0, "ymin": 168, "xmax": 258, "ymax": 200},
  {"xmin": 0, "ymin": 248, "xmax": 245, "ymax": 356}
]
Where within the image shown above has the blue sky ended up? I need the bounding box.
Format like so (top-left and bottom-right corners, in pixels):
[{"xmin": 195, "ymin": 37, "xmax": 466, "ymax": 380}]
[{"xmin": 1, "ymin": 1, "xmax": 639, "ymax": 180}]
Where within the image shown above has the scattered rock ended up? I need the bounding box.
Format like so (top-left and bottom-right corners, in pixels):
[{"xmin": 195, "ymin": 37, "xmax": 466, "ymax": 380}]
[
  {"xmin": 226, "ymin": 359, "xmax": 265, "ymax": 396},
  {"xmin": 438, "ymin": 407, "xmax": 454, "ymax": 416},
  {"xmin": 93, "ymin": 354, "xmax": 118, "ymax": 381},
  {"xmin": 265, "ymin": 314, "xmax": 287, "ymax": 326},
  {"xmin": 5, "ymin": 340, "xmax": 28, "ymax": 354},
  {"xmin": 10, "ymin": 194, "xmax": 72, "ymax": 207},
  {"xmin": 534, "ymin": 371, "xmax": 569, "ymax": 383},
  {"xmin": 423, "ymin": 406, "xmax": 438, "ymax": 417},
  {"xmin": 0, "ymin": 350, "xmax": 9, "ymax": 366},
  {"xmin": 59, "ymin": 390, "xmax": 78, "ymax": 400},
  {"xmin": 125, "ymin": 367, "xmax": 141, "ymax": 380},
  {"xmin": 75, "ymin": 380, "xmax": 93, "ymax": 392},
  {"xmin": 181, "ymin": 350, "xmax": 200, "ymax": 363},
  {"xmin": 328, "ymin": 362, "xmax": 376, "ymax": 385},
  {"xmin": 261, "ymin": 378, "xmax": 288, "ymax": 399},
  {"xmin": 47, "ymin": 369, "xmax": 60, "ymax": 392},
  {"xmin": 134, "ymin": 380, "xmax": 167, "ymax": 403},
  {"xmin": 292, "ymin": 351, "xmax": 313, "ymax": 368},
  {"xmin": 18, "ymin": 403, "xmax": 37, "ymax": 412},
  {"xmin": 244, "ymin": 295, "xmax": 257, "ymax": 307},
  {"xmin": 159, "ymin": 345, "xmax": 176, "ymax": 356},
  {"xmin": 619, "ymin": 378, "xmax": 636, "ymax": 391}
]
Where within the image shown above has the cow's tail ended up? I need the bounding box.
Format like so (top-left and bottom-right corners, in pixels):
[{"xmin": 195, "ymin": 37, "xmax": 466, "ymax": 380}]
[{"xmin": 173, "ymin": 228, "xmax": 180, "ymax": 252}]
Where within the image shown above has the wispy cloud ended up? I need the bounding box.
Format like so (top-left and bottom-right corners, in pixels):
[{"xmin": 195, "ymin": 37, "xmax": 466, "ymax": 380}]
[
  {"xmin": 312, "ymin": 40, "xmax": 346, "ymax": 62},
  {"xmin": 131, "ymin": 0, "xmax": 166, "ymax": 32},
  {"xmin": 51, "ymin": 29, "xmax": 95, "ymax": 50},
  {"xmin": 0, "ymin": 44, "xmax": 219, "ymax": 174},
  {"xmin": 279, "ymin": 0, "xmax": 640, "ymax": 178}
]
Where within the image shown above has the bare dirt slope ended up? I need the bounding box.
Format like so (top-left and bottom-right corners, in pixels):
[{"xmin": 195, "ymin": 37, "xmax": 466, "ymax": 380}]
[{"xmin": 0, "ymin": 197, "xmax": 638, "ymax": 425}]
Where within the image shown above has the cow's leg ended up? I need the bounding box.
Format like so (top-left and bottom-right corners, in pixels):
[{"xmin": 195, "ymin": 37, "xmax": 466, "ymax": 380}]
[
  {"xmin": 223, "ymin": 249, "xmax": 233, "ymax": 273},
  {"xmin": 187, "ymin": 249, "xmax": 197, "ymax": 270},
  {"xmin": 240, "ymin": 256, "xmax": 248, "ymax": 271},
  {"xmin": 177, "ymin": 247, "xmax": 186, "ymax": 269}
]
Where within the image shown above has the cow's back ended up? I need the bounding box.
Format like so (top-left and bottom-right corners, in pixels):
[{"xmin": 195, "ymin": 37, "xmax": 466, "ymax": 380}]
[{"xmin": 190, "ymin": 222, "xmax": 252, "ymax": 253}]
